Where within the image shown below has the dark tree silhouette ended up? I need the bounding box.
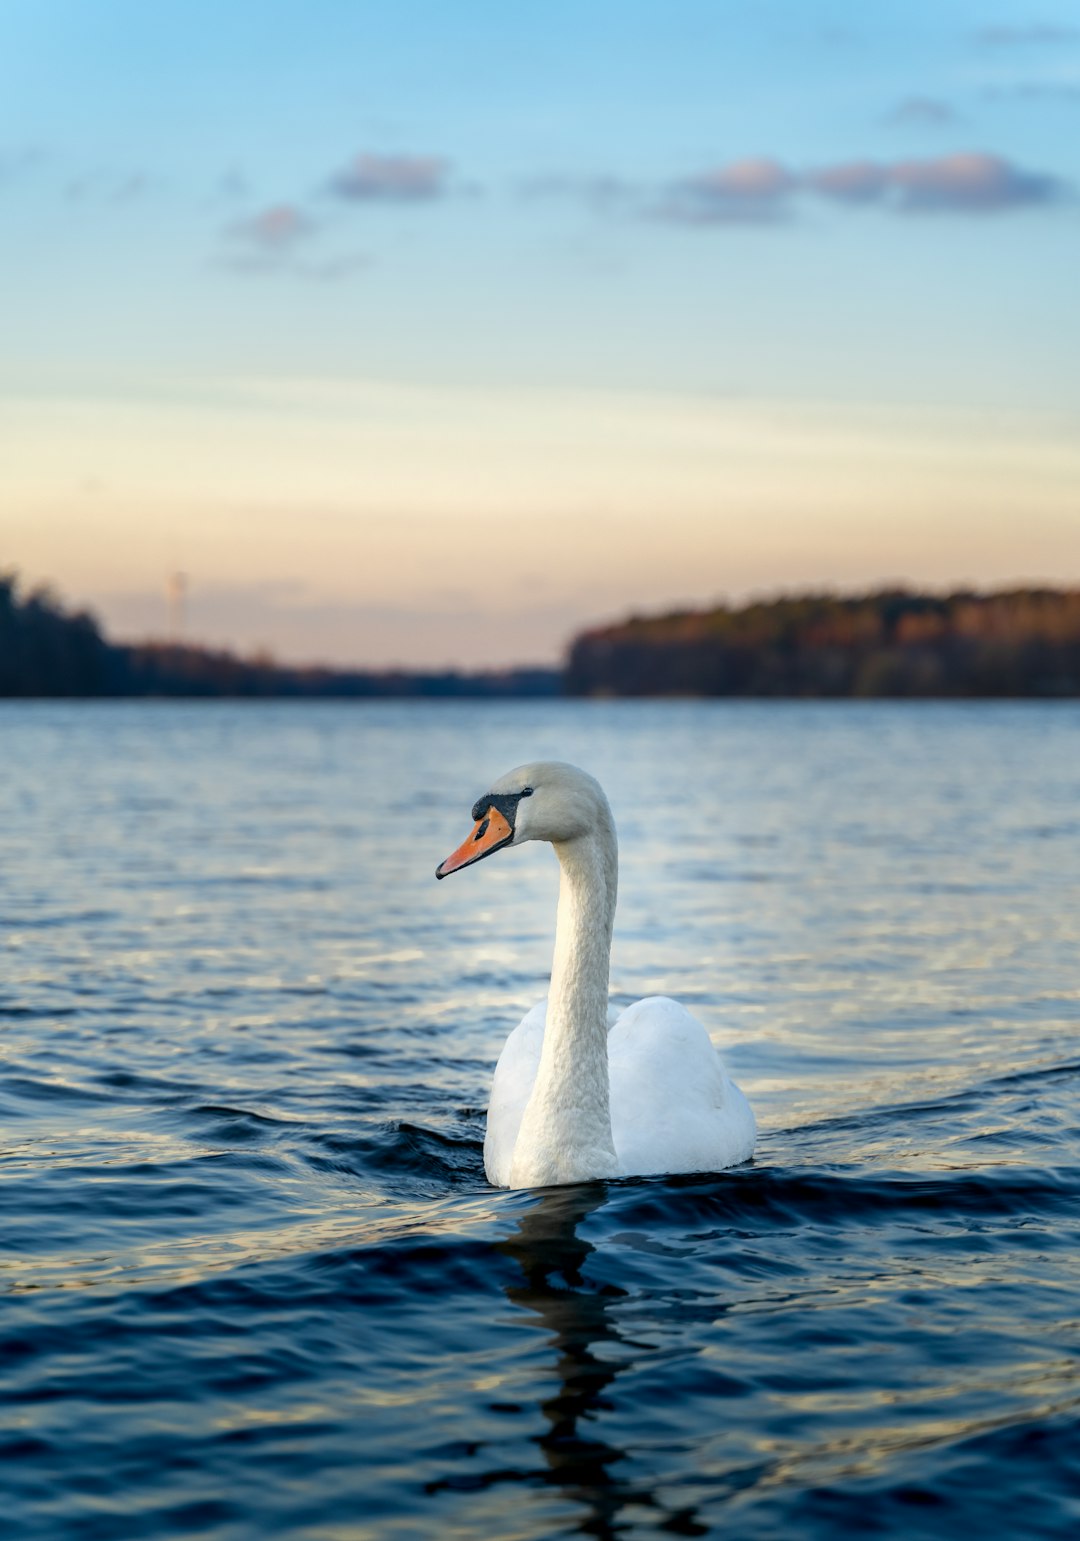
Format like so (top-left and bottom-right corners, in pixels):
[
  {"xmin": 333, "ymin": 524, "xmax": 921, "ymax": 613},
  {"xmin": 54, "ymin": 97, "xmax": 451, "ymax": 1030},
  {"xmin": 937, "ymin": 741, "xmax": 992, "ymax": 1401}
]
[
  {"xmin": 0, "ymin": 572, "xmax": 560, "ymax": 698},
  {"xmin": 565, "ymin": 589, "xmax": 1080, "ymax": 698},
  {"xmin": 0, "ymin": 573, "xmax": 113, "ymax": 696},
  {"xmin": 4, "ymin": 571, "xmax": 1080, "ymax": 698}
]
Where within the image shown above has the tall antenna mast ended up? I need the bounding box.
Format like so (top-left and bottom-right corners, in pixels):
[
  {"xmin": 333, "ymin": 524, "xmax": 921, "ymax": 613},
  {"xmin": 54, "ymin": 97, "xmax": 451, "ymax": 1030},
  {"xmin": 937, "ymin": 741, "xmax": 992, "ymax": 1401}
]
[{"xmin": 166, "ymin": 571, "xmax": 188, "ymax": 641}]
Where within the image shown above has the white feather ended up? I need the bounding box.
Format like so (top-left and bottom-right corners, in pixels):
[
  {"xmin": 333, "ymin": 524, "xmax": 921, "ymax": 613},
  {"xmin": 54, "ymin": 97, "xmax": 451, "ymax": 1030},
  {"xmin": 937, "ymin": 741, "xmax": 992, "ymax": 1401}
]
[
  {"xmin": 485, "ymin": 994, "xmax": 755, "ymax": 1186},
  {"xmin": 442, "ymin": 761, "xmax": 756, "ymax": 1189}
]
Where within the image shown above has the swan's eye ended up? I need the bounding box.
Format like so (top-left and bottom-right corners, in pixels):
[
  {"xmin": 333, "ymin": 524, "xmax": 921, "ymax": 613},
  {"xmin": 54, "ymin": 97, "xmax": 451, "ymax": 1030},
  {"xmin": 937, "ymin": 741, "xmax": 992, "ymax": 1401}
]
[
  {"xmin": 521, "ymin": 786, "xmax": 534, "ymax": 797},
  {"xmin": 475, "ymin": 816, "xmax": 490, "ymax": 841}
]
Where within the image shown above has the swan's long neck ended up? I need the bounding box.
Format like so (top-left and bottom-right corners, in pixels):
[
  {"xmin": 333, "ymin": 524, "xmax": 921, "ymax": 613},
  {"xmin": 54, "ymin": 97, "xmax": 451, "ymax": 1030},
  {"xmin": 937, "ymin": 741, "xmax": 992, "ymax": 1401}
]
[{"xmin": 510, "ymin": 818, "xmax": 619, "ymax": 1187}]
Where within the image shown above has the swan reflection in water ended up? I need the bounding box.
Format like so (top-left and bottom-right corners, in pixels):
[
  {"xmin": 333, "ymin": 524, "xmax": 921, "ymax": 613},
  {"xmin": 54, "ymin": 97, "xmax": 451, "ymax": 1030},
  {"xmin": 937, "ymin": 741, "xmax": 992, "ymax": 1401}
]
[{"xmin": 492, "ymin": 1182, "xmax": 706, "ymax": 1540}]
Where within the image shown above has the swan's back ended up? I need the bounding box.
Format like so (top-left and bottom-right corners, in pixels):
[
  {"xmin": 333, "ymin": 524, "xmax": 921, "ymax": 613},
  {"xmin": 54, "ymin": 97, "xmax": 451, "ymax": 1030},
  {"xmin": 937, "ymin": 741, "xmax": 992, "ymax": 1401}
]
[
  {"xmin": 484, "ymin": 996, "xmax": 755, "ymax": 1185},
  {"xmin": 608, "ymin": 997, "xmax": 756, "ymax": 1177}
]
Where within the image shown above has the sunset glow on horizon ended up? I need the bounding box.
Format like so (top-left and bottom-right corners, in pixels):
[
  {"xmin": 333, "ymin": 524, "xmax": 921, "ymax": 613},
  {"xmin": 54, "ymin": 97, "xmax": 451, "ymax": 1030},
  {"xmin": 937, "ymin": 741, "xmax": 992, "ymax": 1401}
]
[{"xmin": 3, "ymin": 2, "xmax": 1079, "ymax": 667}]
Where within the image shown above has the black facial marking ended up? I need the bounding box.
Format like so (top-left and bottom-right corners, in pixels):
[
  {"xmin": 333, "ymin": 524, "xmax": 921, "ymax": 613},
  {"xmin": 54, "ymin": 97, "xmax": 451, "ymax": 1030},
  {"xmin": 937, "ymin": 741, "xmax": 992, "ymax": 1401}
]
[
  {"xmin": 438, "ymin": 784, "xmax": 533, "ymax": 880},
  {"xmin": 471, "ymin": 785, "xmax": 534, "ymax": 827}
]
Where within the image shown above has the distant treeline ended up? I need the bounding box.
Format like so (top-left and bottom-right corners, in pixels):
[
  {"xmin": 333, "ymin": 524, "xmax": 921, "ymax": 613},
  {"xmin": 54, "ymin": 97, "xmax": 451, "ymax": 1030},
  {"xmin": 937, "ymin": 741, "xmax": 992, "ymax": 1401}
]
[
  {"xmin": 0, "ymin": 574, "xmax": 559, "ymax": 698},
  {"xmin": 5, "ymin": 572, "xmax": 1080, "ymax": 699},
  {"xmin": 566, "ymin": 589, "xmax": 1080, "ymax": 698}
]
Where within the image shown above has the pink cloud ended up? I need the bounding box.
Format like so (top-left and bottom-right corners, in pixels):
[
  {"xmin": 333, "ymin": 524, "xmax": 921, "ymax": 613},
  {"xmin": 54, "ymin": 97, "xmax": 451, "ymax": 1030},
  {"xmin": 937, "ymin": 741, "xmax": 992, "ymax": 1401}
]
[
  {"xmin": 886, "ymin": 152, "xmax": 1061, "ymax": 212},
  {"xmin": 659, "ymin": 151, "xmax": 1065, "ymax": 223},
  {"xmin": 660, "ymin": 157, "xmax": 797, "ymax": 223},
  {"xmin": 228, "ymin": 203, "xmax": 315, "ymax": 249},
  {"xmin": 808, "ymin": 161, "xmax": 890, "ymax": 203},
  {"xmin": 330, "ymin": 153, "xmax": 450, "ymax": 202}
]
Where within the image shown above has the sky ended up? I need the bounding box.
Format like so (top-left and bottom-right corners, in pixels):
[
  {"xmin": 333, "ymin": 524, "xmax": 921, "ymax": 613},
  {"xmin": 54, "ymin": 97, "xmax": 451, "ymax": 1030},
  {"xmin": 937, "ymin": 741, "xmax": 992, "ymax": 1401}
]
[{"xmin": 2, "ymin": 1, "xmax": 1079, "ymax": 667}]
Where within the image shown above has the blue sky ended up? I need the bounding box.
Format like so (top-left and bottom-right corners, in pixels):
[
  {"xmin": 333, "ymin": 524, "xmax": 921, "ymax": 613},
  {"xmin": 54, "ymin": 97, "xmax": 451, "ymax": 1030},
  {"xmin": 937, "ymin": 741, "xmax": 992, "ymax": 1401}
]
[{"xmin": 2, "ymin": 2, "xmax": 1079, "ymax": 665}]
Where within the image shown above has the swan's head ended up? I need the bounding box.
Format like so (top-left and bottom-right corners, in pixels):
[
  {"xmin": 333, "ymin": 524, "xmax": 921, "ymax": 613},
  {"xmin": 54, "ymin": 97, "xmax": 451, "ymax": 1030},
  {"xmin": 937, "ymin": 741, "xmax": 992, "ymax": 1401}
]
[{"xmin": 435, "ymin": 761, "xmax": 611, "ymax": 879}]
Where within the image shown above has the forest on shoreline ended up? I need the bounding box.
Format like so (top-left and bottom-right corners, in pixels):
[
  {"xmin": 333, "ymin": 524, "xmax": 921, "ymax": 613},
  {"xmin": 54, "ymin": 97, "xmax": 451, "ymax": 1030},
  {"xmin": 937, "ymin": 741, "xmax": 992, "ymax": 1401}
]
[
  {"xmin": 567, "ymin": 588, "xmax": 1080, "ymax": 698},
  {"xmin": 3, "ymin": 571, "xmax": 1080, "ymax": 698},
  {"xmin": 0, "ymin": 575, "xmax": 558, "ymax": 698}
]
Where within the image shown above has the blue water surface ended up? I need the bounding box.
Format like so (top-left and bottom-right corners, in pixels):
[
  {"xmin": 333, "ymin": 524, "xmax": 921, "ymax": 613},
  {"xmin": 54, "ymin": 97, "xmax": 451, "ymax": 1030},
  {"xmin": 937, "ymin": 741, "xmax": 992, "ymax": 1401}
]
[{"xmin": 2, "ymin": 701, "xmax": 1079, "ymax": 1539}]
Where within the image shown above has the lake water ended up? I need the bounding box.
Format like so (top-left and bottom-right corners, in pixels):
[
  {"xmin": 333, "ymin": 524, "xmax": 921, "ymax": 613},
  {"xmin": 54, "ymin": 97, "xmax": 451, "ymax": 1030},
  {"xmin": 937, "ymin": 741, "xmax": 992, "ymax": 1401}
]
[{"xmin": 2, "ymin": 700, "xmax": 1079, "ymax": 1540}]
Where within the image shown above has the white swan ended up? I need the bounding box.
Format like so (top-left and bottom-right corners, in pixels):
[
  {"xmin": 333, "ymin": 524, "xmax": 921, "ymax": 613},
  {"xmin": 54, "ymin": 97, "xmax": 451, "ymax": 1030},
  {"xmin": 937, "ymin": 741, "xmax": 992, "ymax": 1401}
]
[{"xmin": 436, "ymin": 761, "xmax": 755, "ymax": 1189}]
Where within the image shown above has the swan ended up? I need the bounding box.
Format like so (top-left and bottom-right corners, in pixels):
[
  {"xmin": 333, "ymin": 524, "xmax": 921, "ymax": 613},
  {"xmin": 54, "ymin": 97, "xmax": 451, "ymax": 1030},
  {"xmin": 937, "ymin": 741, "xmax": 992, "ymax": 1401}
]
[{"xmin": 436, "ymin": 761, "xmax": 755, "ymax": 1189}]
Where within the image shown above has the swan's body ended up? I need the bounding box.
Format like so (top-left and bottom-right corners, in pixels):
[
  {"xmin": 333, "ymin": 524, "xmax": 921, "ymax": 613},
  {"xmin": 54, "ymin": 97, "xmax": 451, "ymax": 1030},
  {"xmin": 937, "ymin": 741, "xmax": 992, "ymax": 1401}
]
[
  {"xmin": 436, "ymin": 761, "xmax": 755, "ymax": 1189},
  {"xmin": 484, "ymin": 994, "xmax": 755, "ymax": 1188}
]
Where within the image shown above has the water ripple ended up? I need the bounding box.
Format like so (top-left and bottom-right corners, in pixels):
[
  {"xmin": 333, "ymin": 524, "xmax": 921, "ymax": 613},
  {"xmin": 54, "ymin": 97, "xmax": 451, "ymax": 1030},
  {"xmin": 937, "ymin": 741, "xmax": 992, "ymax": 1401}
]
[{"xmin": 2, "ymin": 700, "xmax": 1079, "ymax": 1539}]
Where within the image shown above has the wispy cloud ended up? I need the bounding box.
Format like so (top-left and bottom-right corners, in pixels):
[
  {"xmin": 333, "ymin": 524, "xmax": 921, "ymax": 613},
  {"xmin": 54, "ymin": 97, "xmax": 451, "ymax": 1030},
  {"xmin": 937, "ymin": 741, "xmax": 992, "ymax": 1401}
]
[
  {"xmin": 215, "ymin": 168, "xmax": 251, "ymax": 204},
  {"xmin": 975, "ymin": 23, "xmax": 1080, "ymax": 47},
  {"xmin": 64, "ymin": 168, "xmax": 153, "ymax": 204},
  {"xmin": 227, "ymin": 203, "xmax": 316, "ymax": 251},
  {"xmin": 1, "ymin": 147, "xmax": 156, "ymax": 206},
  {"xmin": 887, "ymin": 96, "xmax": 957, "ymax": 126},
  {"xmin": 0, "ymin": 144, "xmax": 47, "ymax": 185},
  {"xmin": 518, "ymin": 171, "xmax": 636, "ymax": 214},
  {"xmin": 220, "ymin": 202, "xmax": 367, "ymax": 280},
  {"xmin": 658, "ymin": 158, "xmax": 797, "ymax": 224},
  {"xmin": 100, "ymin": 577, "xmax": 591, "ymax": 669},
  {"xmin": 807, "ymin": 161, "xmax": 891, "ymax": 204},
  {"xmin": 329, "ymin": 152, "xmax": 451, "ymax": 203},
  {"xmin": 982, "ymin": 78, "xmax": 1080, "ymax": 100}
]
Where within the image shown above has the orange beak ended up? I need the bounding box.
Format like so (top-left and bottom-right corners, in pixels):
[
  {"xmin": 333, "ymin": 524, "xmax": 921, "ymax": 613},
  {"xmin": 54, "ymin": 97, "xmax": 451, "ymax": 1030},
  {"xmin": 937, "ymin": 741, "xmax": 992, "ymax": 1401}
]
[{"xmin": 436, "ymin": 806, "xmax": 514, "ymax": 879}]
